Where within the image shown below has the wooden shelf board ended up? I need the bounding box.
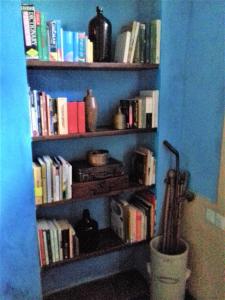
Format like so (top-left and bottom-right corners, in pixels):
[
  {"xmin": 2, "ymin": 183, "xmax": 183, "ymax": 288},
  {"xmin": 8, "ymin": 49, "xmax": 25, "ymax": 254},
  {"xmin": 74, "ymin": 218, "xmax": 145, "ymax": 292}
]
[
  {"xmin": 27, "ymin": 60, "xmax": 159, "ymax": 70},
  {"xmin": 32, "ymin": 127, "xmax": 156, "ymax": 142},
  {"xmin": 41, "ymin": 228, "xmax": 147, "ymax": 271},
  {"xmin": 36, "ymin": 182, "xmax": 149, "ymax": 208}
]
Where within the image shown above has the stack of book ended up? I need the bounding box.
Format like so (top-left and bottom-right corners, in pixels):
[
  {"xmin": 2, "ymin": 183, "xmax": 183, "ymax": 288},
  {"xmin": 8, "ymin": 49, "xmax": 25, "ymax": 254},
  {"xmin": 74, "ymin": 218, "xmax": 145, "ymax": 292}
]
[
  {"xmin": 110, "ymin": 191, "xmax": 156, "ymax": 243},
  {"xmin": 29, "ymin": 88, "xmax": 85, "ymax": 137},
  {"xmin": 120, "ymin": 90, "xmax": 159, "ymax": 129},
  {"xmin": 33, "ymin": 155, "xmax": 72, "ymax": 205},
  {"xmin": 37, "ymin": 219, "xmax": 79, "ymax": 267},
  {"xmin": 132, "ymin": 146, "xmax": 156, "ymax": 186},
  {"xmin": 114, "ymin": 20, "xmax": 161, "ymax": 64},
  {"xmin": 21, "ymin": 4, "xmax": 93, "ymax": 62}
]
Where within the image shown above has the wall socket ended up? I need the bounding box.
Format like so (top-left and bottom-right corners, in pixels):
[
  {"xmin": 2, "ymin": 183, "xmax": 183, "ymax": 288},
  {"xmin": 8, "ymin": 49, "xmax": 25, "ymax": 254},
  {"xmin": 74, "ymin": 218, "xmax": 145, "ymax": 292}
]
[{"xmin": 206, "ymin": 208, "xmax": 225, "ymax": 231}]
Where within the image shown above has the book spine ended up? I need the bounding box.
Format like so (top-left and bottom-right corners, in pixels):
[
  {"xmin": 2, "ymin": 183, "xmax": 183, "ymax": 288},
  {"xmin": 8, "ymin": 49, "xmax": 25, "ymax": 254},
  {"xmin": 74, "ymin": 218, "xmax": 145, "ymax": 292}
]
[
  {"xmin": 56, "ymin": 20, "xmax": 62, "ymax": 61},
  {"xmin": 67, "ymin": 101, "xmax": 78, "ymax": 133},
  {"xmin": 145, "ymin": 23, "xmax": 150, "ymax": 63},
  {"xmin": 73, "ymin": 32, "xmax": 79, "ymax": 62},
  {"xmin": 150, "ymin": 20, "xmax": 161, "ymax": 64},
  {"xmin": 46, "ymin": 96, "xmax": 54, "ymax": 135},
  {"xmin": 139, "ymin": 23, "xmax": 146, "ymax": 63},
  {"xmin": 120, "ymin": 100, "xmax": 129, "ymax": 128},
  {"xmin": 21, "ymin": 4, "xmax": 38, "ymax": 59},
  {"xmin": 77, "ymin": 101, "xmax": 86, "ymax": 133},
  {"xmin": 57, "ymin": 98, "xmax": 68, "ymax": 135},
  {"xmin": 33, "ymin": 163, "xmax": 43, "ymax": 205},
  {"xmin": 63, "ymin": 31, "xmax": 73, "ymax": 62},
  {"xmin": 132, "ymin": 99, "xmax": 138, "ymax": 128},
  {"xmin": 35, "ymin": 11, "xmax": 42, "ymax": 60},
  {"xmin": 141, "ymin": 97, "xmax": 146, "ymax": 129},
  {"xmin": 29, "ymin": 89, "xmax": 38, "ymax": 137},
  {"xmin": 37, "ymin": 228, "xmax": 46, "ymax": 266},
  {"xmin": 33, "ymin": 90, "xmax": 41, "ymax": 136},
  {"xmin": 47, "ymin": 20, "xmax": 58, "ymax": 61},
  {"xmin": 40, "ymin": 13, "xmax": 49, "ymax": 61},
  {"xmin": 52, "ymin": 98, "xmax": 58, "ymax": 135},
  {"xmin": 78, "ymin": 32, "xmax": 86, "ymax": 62}
]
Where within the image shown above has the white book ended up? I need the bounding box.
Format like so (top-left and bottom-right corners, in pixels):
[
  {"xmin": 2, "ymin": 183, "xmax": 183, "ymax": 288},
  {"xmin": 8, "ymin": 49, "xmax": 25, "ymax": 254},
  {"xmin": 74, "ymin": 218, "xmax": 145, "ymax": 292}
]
[
  {"xmin": 139, "ymin": 90, "xmax": 159, "ymax": 128},
  {"xmin": 52, "ymin": 161, "xmax": 60, "ymax": 201},
  {"xmin": 58, "ymin": 156, "xmax": 72, "ymax": 200},
  {"xmin": 37, "ymin": 157, "xmax": 47, "ymax": 204},
  {"xmin": 114, "ymin": 31, "xmax": 131, "ymax": 63},
  {"xmin": 52, "ymin": 219, "xmax": 63, "ymax": 261},
  {"xmin": 128, "ymin": 21, "xmax": 140, "ymax": 63},
  {"xmin": 57, "ymin": 97, "xmax": 68, "ymax": 135}
]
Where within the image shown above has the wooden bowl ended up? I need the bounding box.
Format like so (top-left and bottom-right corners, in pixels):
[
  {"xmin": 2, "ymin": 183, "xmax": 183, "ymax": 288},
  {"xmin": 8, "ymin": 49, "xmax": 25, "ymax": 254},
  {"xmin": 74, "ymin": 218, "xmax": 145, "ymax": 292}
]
[{"xmin": 87, "ymin": 150, "xmax": 109, "ymax": 166}]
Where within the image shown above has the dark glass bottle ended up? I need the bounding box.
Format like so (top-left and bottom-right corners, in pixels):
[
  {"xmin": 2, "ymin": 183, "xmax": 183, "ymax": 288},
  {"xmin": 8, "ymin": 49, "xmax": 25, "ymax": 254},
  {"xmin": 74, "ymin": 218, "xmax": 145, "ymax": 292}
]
[
  {"xmin": 88, "ymin": 6, "xmax": 112, "ymax": 62},
  {"xmin": 75, "ymin": 209, "xmax": 99, "ymax": 253}
]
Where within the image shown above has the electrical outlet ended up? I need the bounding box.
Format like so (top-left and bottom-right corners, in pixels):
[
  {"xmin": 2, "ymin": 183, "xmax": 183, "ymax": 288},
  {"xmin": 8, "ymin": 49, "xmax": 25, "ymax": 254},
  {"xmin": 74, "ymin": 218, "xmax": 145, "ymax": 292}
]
[
  {"xmin": 206, "ymin": 208, "xmax": 215, "ymax": 225},
  {"xmin": 215, "ymin": 213, "xmax": 225, "ymax": 231}
]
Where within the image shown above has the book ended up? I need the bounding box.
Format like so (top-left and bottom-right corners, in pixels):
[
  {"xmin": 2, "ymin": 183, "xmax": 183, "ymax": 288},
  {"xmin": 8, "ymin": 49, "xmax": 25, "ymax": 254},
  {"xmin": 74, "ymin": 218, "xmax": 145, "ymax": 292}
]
[
  {"xmin": 150, "ymin": 19, "xmax": 161, "ymax": 64},
  {"xmin": 42, "ymin": 156, "xmax": 53, "ymax": 203},
  {"xmin": 56, "ymin": 20, "xmax": 63, "ymax": 61},
  {"xmin": 35, "ymin": 11, "xmax": 42, "ymax": 60},
  {"xmin": 39, "ymin": 92, "xmax": 48, "ymax": 136},
  {"xmin": 33, "ymin": 162, "xmax": 43, "ymax": 205},
  {"xmin": 46, "ymin": 94, "xmax": 54, "ymax": 136},
  {"xmin": 21, "ymin": 4, "xmax": 38, "ymax": 59},
  {"xmin": 77, "ymin": 101, "xmax": 85, "ymax": 133},
  {"xmin": 37, "ymin": 222, "xmax": 46, "ymax": 266},
  {"xmin": 123, "ymin": 21, "xmax": 140, "ymax": 63},
  {"xmin": 63, "ymin": 31, "xmax": 73, "ymax": 62},
  {"xmin": 140, "ymin": 90, "xmax": 159, "ymax": 128},
  {"xmin": 73, "ymin": 32, "xmax": 79, "ymax": 62},
  {"xmin": 114, "ymin": 31, "xmax": 131, "ymax": 63},
  {"xmin": 67, "ymin": 101, "xmax": 78, "ymax": 134},
  {"xmin": 86, "ymin": 38, "xmax": 93, "ymax": 63},
  {"xmin": 33, "ymin": 90, "xmax": 41, "ymax": 136},
  {"xmin": 52, "ymin": 98, "xmax": 58, "ymax": 135},
  {"xmin": 29, "ymin": 88, "xmax": 38, "ymax": 137},
  {"xmin": 47, "ymin": 20, "xmax": 58, "ymax": 61},
  {"xmin": 110, "ymin": 197, "xmax": 126, "ymax": 241},
  {"xmin": 57, "ymin": 97, "xmax": 68, "ymax": 135},
  {"xmin": 78, "ymin": 32, "xmax": 86, "ymax": 62},
  {"xmin": 40, "ymin": 13, "xmax": 49, "ymax": 61},
  {"xmin": 37, "ymin": 157, "xmax": 47, "ymax": 204}
]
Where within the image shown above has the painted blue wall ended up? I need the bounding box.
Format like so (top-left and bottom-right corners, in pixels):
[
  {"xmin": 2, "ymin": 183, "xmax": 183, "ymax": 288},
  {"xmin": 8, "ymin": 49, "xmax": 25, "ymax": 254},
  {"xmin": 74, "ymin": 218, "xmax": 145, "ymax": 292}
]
[
  {"xmin": 0, "ymin": 1, "xmax": 42, "ymax": 299},
  {"xmin": 157, "ymin": 0, "xmax": 225, "ymax": 229}
]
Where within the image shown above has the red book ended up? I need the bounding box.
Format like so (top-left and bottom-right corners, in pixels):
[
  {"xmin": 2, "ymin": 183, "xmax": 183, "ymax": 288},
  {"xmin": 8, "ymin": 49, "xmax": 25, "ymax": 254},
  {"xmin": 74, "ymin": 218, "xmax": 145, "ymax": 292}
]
[
  {"xmin": 37, "ymin": 228, "xmax": 46, "ymax": 267},
  {"xmin": 77, "ymin": 101, "xmax": 86, "ymax": 133},
  {"xmin": 67, "ymin": 102, "xmax": 78, "ymax": 134}
]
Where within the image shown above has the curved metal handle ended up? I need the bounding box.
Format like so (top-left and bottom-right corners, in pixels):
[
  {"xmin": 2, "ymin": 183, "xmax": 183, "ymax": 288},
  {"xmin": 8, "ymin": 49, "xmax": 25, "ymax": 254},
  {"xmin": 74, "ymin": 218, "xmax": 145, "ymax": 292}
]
[{"xmin": 163, "ymin": 140, "xmax": 180, "ymax": 172}]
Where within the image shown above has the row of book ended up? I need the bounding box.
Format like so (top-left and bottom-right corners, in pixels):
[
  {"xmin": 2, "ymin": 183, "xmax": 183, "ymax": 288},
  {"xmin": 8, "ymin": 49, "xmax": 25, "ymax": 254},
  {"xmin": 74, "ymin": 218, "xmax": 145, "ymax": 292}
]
[
  {"xmin": 29, "ymin": 89, "xmax": 85, "ymax": 137},
  {"xmin": 120, "ymin": 90, "xmax": 159, "ymax": 129},
  {"xmin": 37, "ymin": 219, "xmax": 79, "ymax": 267},
  {"xmin": 114, "ymin": 20, "xmax": 161, "ymax": 64},
  {"xmin": 33, "ymin": 156, "xmax": 72, "ymax": 205},
  {"xmin": 110, "ymin": 191, "xmax": 156, "ymax": 243},
  {"xmin": 133, "ymin": 147, "xmax": 156, "ymax": 186},
  {"xmin": 21, "ymin": 4, "xmax": 93, "ymax": 62}
]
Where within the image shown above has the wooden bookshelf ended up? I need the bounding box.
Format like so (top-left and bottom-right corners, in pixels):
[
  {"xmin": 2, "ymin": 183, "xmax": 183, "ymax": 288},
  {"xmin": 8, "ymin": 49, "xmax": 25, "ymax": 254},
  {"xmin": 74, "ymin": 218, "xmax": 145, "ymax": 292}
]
[
  {"xmin": 36, "ymin": 182, "xmax": 149, "ymax": 208},
  {"xmin": 41, "ymin": 228, "xmax": 147, "ymax": 271},
  {"xmin": 27, "ymin": 60, "xmax": 159, "ymax": 70},
  {"xmin": 32, "ymin": 127, "xmax": 156, "ymax": 142}
]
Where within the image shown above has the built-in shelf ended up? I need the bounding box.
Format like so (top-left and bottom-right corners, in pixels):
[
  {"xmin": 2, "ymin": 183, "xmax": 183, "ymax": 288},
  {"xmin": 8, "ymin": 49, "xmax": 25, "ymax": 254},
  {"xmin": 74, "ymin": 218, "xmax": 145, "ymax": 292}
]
[
  {"xmin": 36, "ymin": 182, "xmax": 149, "ymax": 208},
  {"xmin": 27, "ymin": 60, "xmax": 159, "ymax": 70},
  {"xmin": 32, "ymin": 127, "xmax": 156, "ymax": 142},
  {"xmin": 41, "ymin": 228, "xmax": 147, "ymax": 271}
]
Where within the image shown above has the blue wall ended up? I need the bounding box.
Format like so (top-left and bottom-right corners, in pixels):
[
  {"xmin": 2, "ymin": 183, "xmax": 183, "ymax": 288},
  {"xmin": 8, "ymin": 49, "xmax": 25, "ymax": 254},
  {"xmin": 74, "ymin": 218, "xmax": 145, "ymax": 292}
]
[
  {"xmin": 157, "ymin": 0, "xmax": 225, "ymax": 227},
  {"xmin": 0, "ymin": 1, "xmax": 42, "ymax": 299}
]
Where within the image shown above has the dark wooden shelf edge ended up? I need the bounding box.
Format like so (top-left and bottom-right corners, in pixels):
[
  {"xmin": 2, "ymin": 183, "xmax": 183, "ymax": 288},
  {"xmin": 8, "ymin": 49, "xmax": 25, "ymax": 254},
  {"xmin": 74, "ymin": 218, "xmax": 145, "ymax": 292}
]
[
  {"xmin": 32, "ymin": 128, "xmax": 156, "ymax": 142},
  {"xmin": 41, "ymin": 229, "xmax": 148, "ymax": 271},
  {"xmin": 27, "ymin": 60, "xmax": 159, "ymax": 70},
  {"xmin": 36, "ymin": 182, "xmax": 149, "ymax": 208}
]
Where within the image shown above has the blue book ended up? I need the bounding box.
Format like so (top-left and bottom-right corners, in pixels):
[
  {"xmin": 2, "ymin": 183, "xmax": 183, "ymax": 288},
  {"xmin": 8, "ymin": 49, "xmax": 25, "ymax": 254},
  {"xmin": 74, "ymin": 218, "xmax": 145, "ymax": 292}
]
[
  {"xmin": 78, "ymin": 32, "xmax": 86, "ymax": 62},
  {"xmin": 73, "ymin": 32, "xmax": 79, "ymax": 62},
  {"xmin": 63, "ymin": 31, "xmax": 73, "ymax": 62},
  {"xmin": 56, "ymin": 20, "xmax": 62, "ymax": 61}
]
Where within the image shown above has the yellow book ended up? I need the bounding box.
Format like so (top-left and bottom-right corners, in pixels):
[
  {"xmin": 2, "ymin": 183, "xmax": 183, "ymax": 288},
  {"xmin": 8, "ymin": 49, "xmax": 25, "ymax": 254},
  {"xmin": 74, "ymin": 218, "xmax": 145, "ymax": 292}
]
[{"xmin": 33, "ymin": 162, "xmax": 43, "ymax": 205}]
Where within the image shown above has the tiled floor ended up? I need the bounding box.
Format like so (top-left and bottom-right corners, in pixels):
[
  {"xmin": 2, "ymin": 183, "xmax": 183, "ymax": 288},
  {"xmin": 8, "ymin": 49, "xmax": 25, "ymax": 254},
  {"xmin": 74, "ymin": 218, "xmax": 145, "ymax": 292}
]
[{"xmin": 44, "ymin": 269, "xmax": 195, "ymax": 300}]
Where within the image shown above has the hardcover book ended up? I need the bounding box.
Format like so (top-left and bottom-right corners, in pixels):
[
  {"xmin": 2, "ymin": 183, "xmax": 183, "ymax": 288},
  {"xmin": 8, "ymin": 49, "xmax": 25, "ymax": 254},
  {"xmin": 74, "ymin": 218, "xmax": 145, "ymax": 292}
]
[
  {"xmin": 21, "ymin": 4, "xmax": 38, "ymax": 59},
  {"xmin": 114, "ymin": 31, "xmax": 131, "ymax": 63}
]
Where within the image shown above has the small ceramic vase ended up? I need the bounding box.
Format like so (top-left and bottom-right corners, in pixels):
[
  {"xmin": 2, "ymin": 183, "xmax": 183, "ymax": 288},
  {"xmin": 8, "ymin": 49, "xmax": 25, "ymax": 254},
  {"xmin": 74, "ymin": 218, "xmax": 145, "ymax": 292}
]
[
  {"xmin": 84, "ymin": 89, "xmax": 98, "ymax": 131},
  {"xmin": 113, "ymin": 106, "xmax": 126, "ymax": 130}
]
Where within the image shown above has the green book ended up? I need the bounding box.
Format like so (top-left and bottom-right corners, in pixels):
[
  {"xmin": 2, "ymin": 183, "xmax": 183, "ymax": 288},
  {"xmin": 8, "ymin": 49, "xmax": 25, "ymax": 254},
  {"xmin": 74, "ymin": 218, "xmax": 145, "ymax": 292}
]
[
  {"xmin": 40, "ymin": 13, "xmax": 49, "ymax": 61},
  {"xmin": 150, "ymin": 19, "xmax": 161, "ymax": 64},
  {"xmin": 35, "ymin": 11, "xmax": 43, "ymax": 60}
]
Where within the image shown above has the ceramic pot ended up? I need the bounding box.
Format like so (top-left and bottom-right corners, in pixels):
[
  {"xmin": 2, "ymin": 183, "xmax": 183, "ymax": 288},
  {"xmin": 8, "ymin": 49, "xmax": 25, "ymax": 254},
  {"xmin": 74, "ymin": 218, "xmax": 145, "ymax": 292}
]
[{"xmin": 84, "ymin": 89, "xmax": 98, "ymax": 131}]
